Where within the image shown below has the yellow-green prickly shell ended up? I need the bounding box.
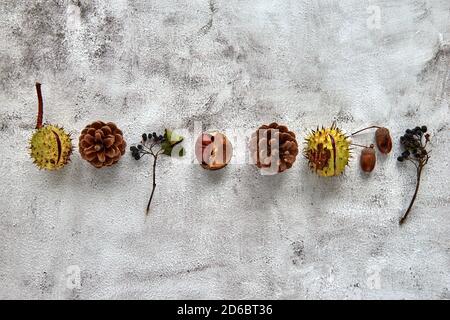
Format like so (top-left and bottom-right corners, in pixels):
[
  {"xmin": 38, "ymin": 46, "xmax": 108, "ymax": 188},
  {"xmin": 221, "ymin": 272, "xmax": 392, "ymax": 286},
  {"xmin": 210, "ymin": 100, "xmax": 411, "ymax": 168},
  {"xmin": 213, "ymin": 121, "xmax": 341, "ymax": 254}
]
[
  {"xmin": 304, "ymin": 124, "xmax": 351, "ymax": 177},
  {"xmin": 30, "ymin": 125, "xmax": 72, "ymax": 170}
]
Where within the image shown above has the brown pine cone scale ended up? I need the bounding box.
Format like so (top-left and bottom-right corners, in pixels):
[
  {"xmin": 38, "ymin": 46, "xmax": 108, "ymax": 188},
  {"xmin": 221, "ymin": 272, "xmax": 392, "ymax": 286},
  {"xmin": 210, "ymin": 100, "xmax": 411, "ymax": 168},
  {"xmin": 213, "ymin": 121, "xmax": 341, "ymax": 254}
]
[
  {"xmin": 250, "ymin": 122, "xmax": 298, "ymax": 173},
  {"xmin": 79, "ymin": 121, "xmax": 126, "ymax": 168}
]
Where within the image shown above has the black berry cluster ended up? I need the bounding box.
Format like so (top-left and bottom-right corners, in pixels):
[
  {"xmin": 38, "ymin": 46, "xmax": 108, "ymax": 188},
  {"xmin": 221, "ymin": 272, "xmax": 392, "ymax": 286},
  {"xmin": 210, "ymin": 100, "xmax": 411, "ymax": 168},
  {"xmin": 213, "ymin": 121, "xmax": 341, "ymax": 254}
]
[
  {"xmin": 129, "ymin": 129, "xmax": 184, "ymax": 215},
  {"xmin": 397, "ymin": 125, "xmax": 431, "ymax": 225},
  {"xmin": 130, "ymin": 132, "xmax": 165, "ymax": 160},
  {"xmin": 397, "ymin": 126, "xmax": 429, "ymax": 162}
]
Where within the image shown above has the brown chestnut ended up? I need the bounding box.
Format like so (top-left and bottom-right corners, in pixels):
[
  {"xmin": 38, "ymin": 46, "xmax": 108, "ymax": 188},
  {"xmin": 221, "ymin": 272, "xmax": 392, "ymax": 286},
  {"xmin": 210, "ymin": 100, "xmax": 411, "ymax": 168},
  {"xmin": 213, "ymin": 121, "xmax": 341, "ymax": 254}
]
[
  {"xmin": 375, "ymin": 127, "xmax": 392, "ymax": 154},
  {"xmin": 360, "ymin": 145, "xmax": 376, "ymax": 172},
  {"xmin": 195, "ymin": 131, "xmax": 233, "ymax": 170}
]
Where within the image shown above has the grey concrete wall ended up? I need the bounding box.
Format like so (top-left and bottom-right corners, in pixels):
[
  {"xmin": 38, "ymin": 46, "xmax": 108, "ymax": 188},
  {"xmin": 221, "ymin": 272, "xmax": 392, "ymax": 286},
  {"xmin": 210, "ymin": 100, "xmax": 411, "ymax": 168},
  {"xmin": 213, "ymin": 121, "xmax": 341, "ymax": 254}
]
[{"xmin": 0, "ymin": 0, "xmax": 449, "ymax": 299}]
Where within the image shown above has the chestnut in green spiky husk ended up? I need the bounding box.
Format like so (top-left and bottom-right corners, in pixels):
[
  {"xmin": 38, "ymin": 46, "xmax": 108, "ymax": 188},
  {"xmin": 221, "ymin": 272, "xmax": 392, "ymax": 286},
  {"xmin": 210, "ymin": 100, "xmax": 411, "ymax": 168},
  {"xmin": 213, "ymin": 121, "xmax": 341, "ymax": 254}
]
[
  {"xmin": 29, "ymin": 83, "xmax": 72, "ymax": 170},
  {"xmin": 304, "ymin": 123, "xmax": 351, "ymax": 177},
  {"xmin": 30, "ymin": 125, "xmax": 72, "ymax": 170}
]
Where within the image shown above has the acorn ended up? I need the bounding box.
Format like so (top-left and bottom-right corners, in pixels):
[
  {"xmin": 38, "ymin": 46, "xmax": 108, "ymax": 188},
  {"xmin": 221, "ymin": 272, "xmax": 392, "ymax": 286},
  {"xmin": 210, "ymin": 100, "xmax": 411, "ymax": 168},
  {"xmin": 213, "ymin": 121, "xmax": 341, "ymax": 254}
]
[
  {"xmin": 304, "ymin": 123, "xmax": 351, "ymax": 177},
  {"xmin": 29, "ymin": 83, "xmax": 72, "ymax": 170},
  {"xmin": 360, "ymin": 144, "xmax": 376, "ymax": 173},
  {"xmin": 375, "ymin": 127, "xmax": 392, "ymax": 154},
  {"xmin": 195, "ymin": 131, "xmax": 233, "ymax": 170}
]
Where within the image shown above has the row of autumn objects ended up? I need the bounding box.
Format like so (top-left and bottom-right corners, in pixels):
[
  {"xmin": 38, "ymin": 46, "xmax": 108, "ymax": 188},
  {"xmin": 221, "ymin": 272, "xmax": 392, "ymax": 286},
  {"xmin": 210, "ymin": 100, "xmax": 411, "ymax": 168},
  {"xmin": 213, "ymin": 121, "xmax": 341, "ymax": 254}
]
[{"xmin": 29, "ymin": 83, "xmax": 430, "ymax": 224}]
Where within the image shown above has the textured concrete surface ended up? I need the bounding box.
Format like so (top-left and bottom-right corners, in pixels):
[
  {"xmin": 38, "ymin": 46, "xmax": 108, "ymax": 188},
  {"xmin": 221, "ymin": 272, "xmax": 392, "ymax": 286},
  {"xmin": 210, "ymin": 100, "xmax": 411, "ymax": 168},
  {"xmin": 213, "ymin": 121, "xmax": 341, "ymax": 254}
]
[{"xmin": 0, "ymin": 0, "xmax": 449, "ymax": 299}]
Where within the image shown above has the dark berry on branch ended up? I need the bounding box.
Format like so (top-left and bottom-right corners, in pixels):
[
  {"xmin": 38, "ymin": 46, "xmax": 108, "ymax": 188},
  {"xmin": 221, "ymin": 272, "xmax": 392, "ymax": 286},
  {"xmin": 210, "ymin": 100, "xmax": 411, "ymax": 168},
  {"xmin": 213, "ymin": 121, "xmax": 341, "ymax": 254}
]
[
  {"xmin": 398, "ymin": 125, "xmax": 430, "ymax": 224},
  {"xmin": 142, "ymin": 133, "xmax": 147, "ymax": 141}
]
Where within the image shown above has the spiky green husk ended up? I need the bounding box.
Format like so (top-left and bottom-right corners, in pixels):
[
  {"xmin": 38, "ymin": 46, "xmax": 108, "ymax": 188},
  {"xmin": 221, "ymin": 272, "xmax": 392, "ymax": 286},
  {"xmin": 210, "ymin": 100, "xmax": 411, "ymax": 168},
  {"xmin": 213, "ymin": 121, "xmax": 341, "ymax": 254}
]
[
  {"xmin": 304, "ymin": 124, "xmax": 351, "ymax": 177},
  {"xmin": 30, "ymin": 125, "xmax": 72, "ymax": 170}
]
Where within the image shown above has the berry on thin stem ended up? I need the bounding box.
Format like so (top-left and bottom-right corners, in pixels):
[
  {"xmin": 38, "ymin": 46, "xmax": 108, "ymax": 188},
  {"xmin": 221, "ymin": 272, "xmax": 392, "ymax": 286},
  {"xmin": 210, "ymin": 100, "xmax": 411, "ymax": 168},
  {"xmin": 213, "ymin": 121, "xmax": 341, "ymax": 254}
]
[
  {"xmin": 130, "ymin": 129, "xmax": 184, "ymax": 216},
  {"xmin": 398, "ymin": 125, "xmax": 431, "ymax": 225},
  {"xmin": 130, "ymin": 132, "xmax": 166, "ymax": 215}
]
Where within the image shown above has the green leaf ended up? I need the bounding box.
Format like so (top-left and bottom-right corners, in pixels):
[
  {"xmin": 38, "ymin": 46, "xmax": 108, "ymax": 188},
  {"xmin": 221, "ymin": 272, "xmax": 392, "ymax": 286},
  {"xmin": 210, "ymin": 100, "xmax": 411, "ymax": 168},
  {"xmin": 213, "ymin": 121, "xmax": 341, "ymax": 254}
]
[{"xmin": 161, "ymin": 129, "xmax": 184, "ymax": 157}]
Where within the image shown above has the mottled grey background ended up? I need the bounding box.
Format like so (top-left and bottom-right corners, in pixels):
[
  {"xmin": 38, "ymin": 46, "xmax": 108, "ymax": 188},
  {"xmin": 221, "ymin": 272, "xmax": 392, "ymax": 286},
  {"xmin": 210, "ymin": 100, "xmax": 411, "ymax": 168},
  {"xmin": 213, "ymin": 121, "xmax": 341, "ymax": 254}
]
[{"xmin": 0, "ymin": 0, "xmax": 449, "ymax": 299}]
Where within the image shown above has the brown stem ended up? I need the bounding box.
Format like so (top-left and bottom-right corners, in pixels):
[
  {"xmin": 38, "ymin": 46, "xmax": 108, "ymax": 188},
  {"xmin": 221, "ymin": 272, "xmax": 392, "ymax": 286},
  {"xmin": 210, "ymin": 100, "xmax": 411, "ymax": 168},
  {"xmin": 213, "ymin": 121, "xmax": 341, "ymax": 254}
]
[
  {"xmin": 146, "ymin": 155, "xmax": 158, "ymax": 215},
  {"xmin": 399, "ymin": 165, "xmax": 423, "ymax": 225},
  {"xmin": 35, "ymin": 82, "xmax": 43, "ymax": 129},
  {"xmin": 351, "ymin": 143, "xmax": 372, "ymax": 149},
  {"xmin": 351, "ymin": 125, "xmax": 382, "ymax": 136}
]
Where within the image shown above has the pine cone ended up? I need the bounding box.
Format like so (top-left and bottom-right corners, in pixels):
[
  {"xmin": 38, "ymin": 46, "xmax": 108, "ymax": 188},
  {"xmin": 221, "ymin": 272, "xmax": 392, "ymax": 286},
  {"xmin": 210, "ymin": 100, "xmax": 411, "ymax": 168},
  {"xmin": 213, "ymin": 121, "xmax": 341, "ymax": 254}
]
[
  {"xmin": 79, "ymin": 121, "xmax": 126, "ymax": 168},
  {"xmin": 250, "ymin": 122, "xmax": 298, "ymax": 173}
]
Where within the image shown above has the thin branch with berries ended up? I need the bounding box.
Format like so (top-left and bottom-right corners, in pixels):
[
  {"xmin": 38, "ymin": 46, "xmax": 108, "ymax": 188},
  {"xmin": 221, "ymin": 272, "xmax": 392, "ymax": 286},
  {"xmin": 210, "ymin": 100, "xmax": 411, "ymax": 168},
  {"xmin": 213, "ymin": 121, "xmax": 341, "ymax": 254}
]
[
  {"xmin": 397, "ymin": 126, "xmax": 430, "ymax": 225},
  {"xmin": 130, "ymin": 130, "xmax": 185, "ymax": 215}
]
